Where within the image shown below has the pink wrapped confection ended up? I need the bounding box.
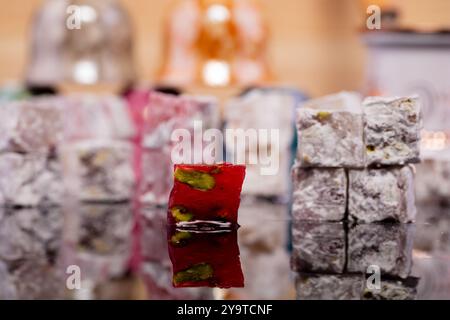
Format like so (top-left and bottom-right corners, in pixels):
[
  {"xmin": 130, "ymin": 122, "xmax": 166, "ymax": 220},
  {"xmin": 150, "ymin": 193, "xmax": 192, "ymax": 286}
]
[{"xmin": 139, "ymin": 92, "xmax": 220, "ymax": 205}]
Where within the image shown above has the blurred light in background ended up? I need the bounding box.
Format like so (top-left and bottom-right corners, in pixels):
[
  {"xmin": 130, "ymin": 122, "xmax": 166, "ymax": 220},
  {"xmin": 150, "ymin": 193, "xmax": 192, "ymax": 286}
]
[
  {"xmin": 206, "ymin": 4, "xmax": 230, "ymax": 23},
  {"xmin": 79, "ymin": 5, "xmax": 98, "ymax": 23},
  {"xmin": 202, "ymin": 59, "xmax": 230, "ymax": 87},
  {"xmin": 73, "ymin": 60, "xmax": 99, "ymax": 85}
]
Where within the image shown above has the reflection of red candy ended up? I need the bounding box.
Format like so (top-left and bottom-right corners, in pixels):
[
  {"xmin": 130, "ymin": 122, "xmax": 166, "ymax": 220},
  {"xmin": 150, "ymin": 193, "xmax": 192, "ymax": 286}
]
[
  {"xmin": 168, "ymin": 163, "xmax": 246, "ymax": 225},
  {"xmin": 168, "ymin": 226, "xmax": 244, "ymax": 288}
]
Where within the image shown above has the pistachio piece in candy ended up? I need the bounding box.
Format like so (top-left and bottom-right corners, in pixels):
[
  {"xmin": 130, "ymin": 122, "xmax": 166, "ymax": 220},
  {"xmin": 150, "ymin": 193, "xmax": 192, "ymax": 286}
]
[
  {"xmin": 173, "ymin": 263, "xmax": 214, "ymax": 285},
  {"xmin": 315, "ymin": 111, "xmax": 331, "ymax": 122},
  {"xmin": 174, "ymin": 168, "xmax": 215, "ymax": 191},
  {"xmin": 170, "ymin": 231, "xmax": 192, "ymax": 245},
  {"xmin": 170, "ymin": 206, "xmax": 194, "ymax": 222}
]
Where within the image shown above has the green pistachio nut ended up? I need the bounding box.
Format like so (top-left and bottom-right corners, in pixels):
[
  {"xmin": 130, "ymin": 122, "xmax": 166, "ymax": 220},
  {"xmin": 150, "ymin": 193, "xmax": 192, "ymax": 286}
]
[
  {"xmin": 174, "ymin": 168, "xmax": 216, "ymax": 191},
  {"xmin": 173, "ymin": 263, "xmax": 214, "ymax": 285},
  {"xmin": 316, "ymin": 111, "xmax": 331, "ymax": 122},
  {"xmin": 170, "ymin": 231, "xmax": 192, "ymax": 245},
  {"xmin": 171, "ymin": 206, "xmax": 193, "ymax": 222}
]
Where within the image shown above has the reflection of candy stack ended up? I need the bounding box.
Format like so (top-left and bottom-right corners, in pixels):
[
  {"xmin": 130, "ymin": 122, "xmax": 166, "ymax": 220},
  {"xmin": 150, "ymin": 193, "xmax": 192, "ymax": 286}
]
[
  {"xmin": 167, "ymin": 163, "xmax": 245, "ymax": 288},
  {"xmin": 414, "ymin": 204, "xmax": 450, "ymax": 255},
  {"xmin": 224, "ymin": 88, "xmax": 305, "ymax": 201},
  {"xmin": 292, "ymin": 221, "xmax": 419, "ymax": 300},
  {"xmin": 415, "ymin": 150, "xmax": 450, "ymax": 206},
  {"xmin": 291, "ymin": 92, "xmax": 422, "ymax": 300},
  {"xmin": 60, "ymin": 95, "xmax": 136, "ymax": 203},
  {"xmin": 0, "ymin": 207, "xmax": 65, "ymax": 299},
  {"xmin": 140, "ymin": 92, "xmax": 220, "ymax": 206},
  {"xmin": 0, "ymin": 98, "xmax": 64, "ymax": 207},
  {"xmin": 60, "ymin": 203, "xmax": 133, "ymax": 298},
  {"xmin": 226, "ymin": 199, "xmax": 294, "ymax": 299},
  {"xmin": 137, "ymin": 207, "xmax": 212, "ymax": 299}
]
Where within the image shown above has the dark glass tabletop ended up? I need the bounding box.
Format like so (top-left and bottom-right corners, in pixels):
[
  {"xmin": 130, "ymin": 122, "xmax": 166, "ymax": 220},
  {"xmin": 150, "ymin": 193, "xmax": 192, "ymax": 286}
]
[{"xmin": 0, "ymin": 199, "xmax": 449, "ymax": 300}]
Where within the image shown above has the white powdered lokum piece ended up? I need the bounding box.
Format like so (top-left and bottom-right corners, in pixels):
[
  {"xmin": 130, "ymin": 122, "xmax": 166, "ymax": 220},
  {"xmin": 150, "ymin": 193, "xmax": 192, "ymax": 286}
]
[
  {"xmin": 415, "ymin": 149, "xmax": 450, "ymax": 204},
  {"xmin": 297, "ymin": 91, "xmax": 364, "ymax": 168},
  {"xmin": 348, "ymin": 166, "xmax": 416, "ymax": 223},
  {"xmin": 63, "ymin": 94, "xmax": 135, "ymax": 141},
  {"xmin": 182, "ymin": 95, "xmax": 221, "ymax": 130},
  {"xmin": 363, "ymin": 96, "xmax": 422, "ymax": 166},
  {"xmin": 296, "ymin": 273, "xmax": 364, "ymax": 300},
  {"xmin": 0, "ymin": 97, "xmax": 64, "ymax": 153},
  {"xmin": 61, "ymin": 140, "xmax": 135, "ymax": 203},
  {"xmin": 292, "ymin": 166, "xmax": 347, "ymax": 221},
  {"xmin": 348, "ymin": 223, "xmax": 414, "ymax": 279},
  {"xmin": 415, "ymin": 158, "xmax": 438, "ymax": 204},
  {"xmin": 139, "ymin": 148, "xmax": 172, "ymax": 205},
  {"xmin": 291, "ymin": 221, "xmax": 346, "ymax": 273},
  {"xmin": 0, "ymin": 153, "xmax": 63, "ymax": 207},
  {"xmin": 225, "ymin": 89, "xmax": 297, "ymax": 197}
]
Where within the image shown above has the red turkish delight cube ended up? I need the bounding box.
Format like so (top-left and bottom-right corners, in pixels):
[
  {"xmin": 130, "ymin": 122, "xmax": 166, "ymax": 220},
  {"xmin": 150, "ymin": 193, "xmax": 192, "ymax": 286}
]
[{"xmin": 168, "ymin": 163, "xmax": 246, "ymax": 225}]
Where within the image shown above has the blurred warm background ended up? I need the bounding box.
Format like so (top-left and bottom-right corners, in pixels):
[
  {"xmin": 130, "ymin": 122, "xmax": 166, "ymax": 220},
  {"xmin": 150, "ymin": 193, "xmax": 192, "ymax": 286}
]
[{"xmin": 1, "ymin": 0, "xmax": 449, "ymax": 97}]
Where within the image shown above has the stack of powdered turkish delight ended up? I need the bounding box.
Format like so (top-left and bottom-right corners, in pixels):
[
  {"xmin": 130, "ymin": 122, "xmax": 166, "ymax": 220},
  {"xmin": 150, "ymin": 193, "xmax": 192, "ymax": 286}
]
[
  {"xmin": 0, "ymin": 97, "xmax": 65, "ymax": 207},
  {"xmin": 291, "ymin": 92, "xmax": 422, "ymax": 300},
  {"xmin": 224, "ymin": 87, "xmax": 306, "ymax": 202},
  {"xmin": 292, "ymin": 92, "xmax": 421, "ymax": 223},
  {"xmin": 60, "ymin": 95, "xmax": 136, "ymax": 203}
]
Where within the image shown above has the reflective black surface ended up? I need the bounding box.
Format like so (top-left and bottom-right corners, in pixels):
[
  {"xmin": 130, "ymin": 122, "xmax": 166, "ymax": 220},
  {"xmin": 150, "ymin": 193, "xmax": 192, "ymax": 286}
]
[{"xmin": 0, "ymin": 200, "xmax": 449, "ymax": 300}]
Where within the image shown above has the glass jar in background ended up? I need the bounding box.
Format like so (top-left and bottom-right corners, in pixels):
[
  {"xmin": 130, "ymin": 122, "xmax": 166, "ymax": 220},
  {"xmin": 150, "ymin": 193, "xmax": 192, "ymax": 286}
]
[
  {"xmin": 26, "ymin": 0, "xmax": 135, "ymax": 91},
  {"xmin": 159, "ymin": 0, "xmax": 271, "ymax": 88}
]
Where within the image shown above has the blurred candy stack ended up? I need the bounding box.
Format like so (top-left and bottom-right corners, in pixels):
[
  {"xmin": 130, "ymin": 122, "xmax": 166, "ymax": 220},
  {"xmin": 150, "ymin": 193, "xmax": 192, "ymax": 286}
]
[
  {"xmin": 221, "ymin": 87, "xmax": 305, "ymax": 299},
  {"xmin": 415, "ymin": 149, "xmax": 450, "ymax": 206},
  {"xmin": 0, "ymin": 97, "xmax": 65, "ymax": 207},
  {"xmin": 0, "ymin": 94, "xmax": 137, "ymax": 206},
  {"xmin": 0, "ymin": 206, "xmax": 65, "ymax": 299},
  {"xmin": 59, "ymin": 203, "xmax": 134, "ymax": 299},
  {"xmin": 60, "ymin": 95, "xmax": 136, "ymax": 203},
  {"xmin": 135, "ymin": 91, "xmax": 220, "ymax": 206},
  {"xmin": 291, "ymin": 92, "xmax": 423, "ymax": 300},
  {"xmin": 224, "ymin": 87, "xmax": 305, "ymax": 202}
]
